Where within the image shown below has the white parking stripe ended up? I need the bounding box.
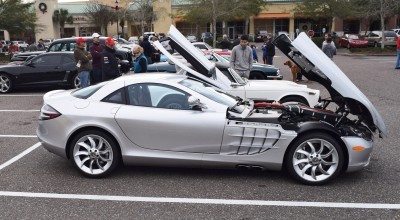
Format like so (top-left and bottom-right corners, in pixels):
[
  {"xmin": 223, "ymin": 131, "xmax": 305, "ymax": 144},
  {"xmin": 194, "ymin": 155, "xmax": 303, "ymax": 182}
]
[
  {"xmin": 0, "ymin": 95, "xmax": 43, "ymax": 97},
  {"xmin": 0, "ymin": 191, "xmax": 399, "ymax": 209},
  {"xmin": 0, "ymin": 142, "xmax": 41, "ymax": 171},
  {"xmin": 0, "ymin": 110, "xmax": 39, "ymax": 112},
  {"xmin": 0, "ymin": 135, "xmax": 37, "ymax": 138}
]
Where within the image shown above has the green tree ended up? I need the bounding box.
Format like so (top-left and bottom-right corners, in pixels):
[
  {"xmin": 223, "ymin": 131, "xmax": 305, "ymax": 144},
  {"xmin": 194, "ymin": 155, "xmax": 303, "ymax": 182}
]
[
  {"xmin": 84, "ymin": 0, "xmax": 117, "ymax": 36},
  {"xmin": 52, "ymin": 8, "xmax": 73, "ymax": 38},
  {"xmin": 294, "ymin": 0, "xmax": 353, "ymax": 33},
  {"xmin": 0, "ymin": 0, "xmax": 37, "ymax": 36},
  {"xmin": 179, "ymin": 0, "xmax": 265, "ymax": 47}
]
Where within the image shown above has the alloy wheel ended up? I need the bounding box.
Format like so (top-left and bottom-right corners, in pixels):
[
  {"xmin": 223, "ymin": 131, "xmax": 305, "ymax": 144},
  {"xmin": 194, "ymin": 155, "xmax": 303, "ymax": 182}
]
[{"xmin": 0, "ymin": 74, "xmax": 11, "ymax": 93}]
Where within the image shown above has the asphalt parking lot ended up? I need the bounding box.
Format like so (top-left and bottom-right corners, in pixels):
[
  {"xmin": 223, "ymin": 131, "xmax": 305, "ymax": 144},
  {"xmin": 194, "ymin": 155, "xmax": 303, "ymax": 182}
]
[{"xmin": 0, "ymin": 48, "xmax": 400, "ymax": 219}]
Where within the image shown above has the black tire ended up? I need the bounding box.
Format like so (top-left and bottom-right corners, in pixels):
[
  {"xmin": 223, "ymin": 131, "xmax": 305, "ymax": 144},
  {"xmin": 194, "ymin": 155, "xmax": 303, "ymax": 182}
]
[
  {"xmin": 0, "ymin": 73, "xmax": 13, "ymax": 93},
  {"xmin": 250, "ymin": 71, "xmax": 266, "ymax": 80},
  {"xmin": 279, "ymin": 96, "xmax": 308, "ymax": 106},
  {"xmin": 69, "ymin": 129, "xmax": 121, "ymax": 178},
  {"xmin": 71, "ymin": 72, "xmax": 80, "ymax": 89},
  {"xmin": 285, "ymin": 132, "xmax": 344, "ymax": 185}
]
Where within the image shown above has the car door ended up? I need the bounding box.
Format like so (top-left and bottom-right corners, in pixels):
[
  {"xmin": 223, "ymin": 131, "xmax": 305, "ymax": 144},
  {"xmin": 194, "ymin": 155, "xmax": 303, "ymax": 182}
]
[
  {"xmin": 115, "ymin": 83, "xmax": 226, "ymax": 153},
  {"xmin": 16, "ymin": 54, "xmax": 64, "ymax": 85}
]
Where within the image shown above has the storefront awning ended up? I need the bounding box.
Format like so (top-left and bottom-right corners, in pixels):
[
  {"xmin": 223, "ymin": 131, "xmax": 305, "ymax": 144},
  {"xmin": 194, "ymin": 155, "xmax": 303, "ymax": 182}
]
[{"xmin": 254, "ymin": 13, "xmax": 291, "ymax": 19}]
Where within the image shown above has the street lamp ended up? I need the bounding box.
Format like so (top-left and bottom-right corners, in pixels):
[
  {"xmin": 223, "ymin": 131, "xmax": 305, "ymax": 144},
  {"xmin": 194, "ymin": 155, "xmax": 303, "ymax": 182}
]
[{"xmin": 113, "ymin": 0, "xmax": 119, "ymax": 40}]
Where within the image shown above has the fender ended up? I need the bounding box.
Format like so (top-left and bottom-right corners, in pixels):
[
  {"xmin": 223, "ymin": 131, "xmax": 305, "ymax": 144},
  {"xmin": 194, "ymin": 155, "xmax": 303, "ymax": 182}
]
[{"xmin": 296, "ymin": 121, "xmax": 340, "ymax": 136}]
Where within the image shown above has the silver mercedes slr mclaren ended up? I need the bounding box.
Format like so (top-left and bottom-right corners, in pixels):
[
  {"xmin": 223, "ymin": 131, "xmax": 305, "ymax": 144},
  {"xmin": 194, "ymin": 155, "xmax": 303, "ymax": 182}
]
[{"xmin": 37, "ymin": 28, "xmax": 386, "ymax": 185}]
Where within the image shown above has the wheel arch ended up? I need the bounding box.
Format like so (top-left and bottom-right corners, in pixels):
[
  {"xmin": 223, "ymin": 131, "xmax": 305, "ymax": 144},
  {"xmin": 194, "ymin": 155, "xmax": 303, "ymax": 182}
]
[
  {"xmin": 279, "ymin": 95, "xmax": 309, "ymax": 106},
  {"xmin": 65, "ymin": 126, "xmax": 122, "ymax": 161},
  {"xmin": 283, "ymin": 123, "xmax": 349, "ymax": 172}
]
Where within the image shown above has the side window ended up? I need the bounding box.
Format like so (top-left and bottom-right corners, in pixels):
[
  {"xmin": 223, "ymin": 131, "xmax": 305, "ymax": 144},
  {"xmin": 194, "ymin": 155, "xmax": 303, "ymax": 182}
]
[
  {"xmin": 127, "ymin": 83, "xmax": 189, "ymax": 110},
  {"xmin": 102, "ymin": 88, "xmax": 126, "ymax": 104},
  {"xmin": 32, "ymin": 55, "xmax": 62, "ymax": 66},
  {"xmin": 62, "ymin": 55, "xmax": 75, "ymax": 64}
]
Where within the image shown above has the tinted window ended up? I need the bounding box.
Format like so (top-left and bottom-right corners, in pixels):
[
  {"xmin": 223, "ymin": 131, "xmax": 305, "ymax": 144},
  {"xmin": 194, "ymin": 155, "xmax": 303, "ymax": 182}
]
[
  {"xmin": 102, "ymin": 88, "xmax": 126, "ymax": 104},
  {"xmin": 127, "ymin": 83, "xmax": 189, "ymax": 109},
  {"xmin": 71, "ymin": 82, "xmax": 106, "ymax": 99},
  {"xmin": 49, "ymin": 42, "xmax": 76, "ymax": 52},
  {"xmin": 32, "ymin": 55, "xmax": 62, "ymax": 66}
]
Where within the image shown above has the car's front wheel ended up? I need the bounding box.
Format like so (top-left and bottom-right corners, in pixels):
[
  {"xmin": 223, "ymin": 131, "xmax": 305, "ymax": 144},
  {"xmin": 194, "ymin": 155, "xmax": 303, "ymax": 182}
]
[
  {"xmin": 0, "ymin": 73, "xmax": 13, "ymax": 93},
  {"xmin": 285, "ymin": 132, "xmax": 344, "ymax": 185},
  {"xmin": 69, "ymin": 130, "xmax": 121, "ymax": 178},
  {"xmin": 71, "ymin": 72, "xmax": 80, "ymax": 89}
]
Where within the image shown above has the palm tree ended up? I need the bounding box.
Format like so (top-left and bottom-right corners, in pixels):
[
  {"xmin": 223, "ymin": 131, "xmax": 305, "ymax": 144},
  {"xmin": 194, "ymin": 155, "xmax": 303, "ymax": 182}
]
[{"xmin": 52, "ymin": 9, "xmax": 73, "ymax": 38}]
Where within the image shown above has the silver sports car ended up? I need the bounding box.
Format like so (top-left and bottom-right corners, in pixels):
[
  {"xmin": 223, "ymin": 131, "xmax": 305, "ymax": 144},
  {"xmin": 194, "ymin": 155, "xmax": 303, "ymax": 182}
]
[{"xmin": 37, "ymin": 31, "xmax": 386, "ymax": 185}]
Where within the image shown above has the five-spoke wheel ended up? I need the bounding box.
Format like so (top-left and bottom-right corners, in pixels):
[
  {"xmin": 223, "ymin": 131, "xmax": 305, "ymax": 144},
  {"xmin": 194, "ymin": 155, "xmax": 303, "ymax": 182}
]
[
  {"xmin": 0, "ymin": 74, "xmax": 12, "ymax": 93},
  {"xmin": 285, "ymin": 132, "xmax": 344, "ymax": 185},
  {"xmin": 70, "ymin": 130, "xmax": 120, "ymax": 177}
]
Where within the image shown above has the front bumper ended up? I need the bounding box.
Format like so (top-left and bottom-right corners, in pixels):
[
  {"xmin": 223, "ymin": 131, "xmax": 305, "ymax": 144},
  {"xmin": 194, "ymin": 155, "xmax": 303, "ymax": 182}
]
[{"xmin": 341, "ymin": 136, "xmax": 374, "ymax": 172}]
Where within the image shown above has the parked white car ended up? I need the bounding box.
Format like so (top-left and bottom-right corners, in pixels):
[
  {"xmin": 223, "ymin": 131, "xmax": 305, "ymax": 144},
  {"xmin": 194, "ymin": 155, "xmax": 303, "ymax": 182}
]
[
  {"xmin": 128, "ymin": 36, "xmax": 139, "ymax": 44},
  {"xmin": 154, "ymin": 26, "xmax": 321, "ymax": 107},
  {"xmin": 13, "ymin": 41, "xmax": 28, "ymax": 50}
]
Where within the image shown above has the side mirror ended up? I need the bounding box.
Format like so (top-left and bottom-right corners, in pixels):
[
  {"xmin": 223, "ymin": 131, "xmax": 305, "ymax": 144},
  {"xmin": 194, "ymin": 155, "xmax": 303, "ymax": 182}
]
[
  {"xmin": 188, "ymin": 96, "xmax": 207, "ymax": 111},
  {"xmin": 231, "ymin": 82, "xmax": 241, "ymax": 88}
]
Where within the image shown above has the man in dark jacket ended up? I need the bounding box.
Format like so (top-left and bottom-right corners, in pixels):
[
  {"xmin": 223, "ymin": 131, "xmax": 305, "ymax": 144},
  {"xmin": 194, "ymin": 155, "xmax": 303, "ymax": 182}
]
[
  {"xmin": 265, "ymin": 33, "xmax": 275, "ymax": 65},
  {"xmin": 89, "ymin": 33, "xmax": 104, "ymax": 84},
  {"xmin": 220, "ymin": 34, "xmax": 231, "ymax": 51},
  {"xmin": 139, "ymin": 35, "xmax": 153, "ymax": 64},
  {"xmin": 74, "ymin": 38, "xmax": 92, "ymax": 88},
  {"xmin": 101, "ymin": 37, "xmax": 119, "ymax": 81}
]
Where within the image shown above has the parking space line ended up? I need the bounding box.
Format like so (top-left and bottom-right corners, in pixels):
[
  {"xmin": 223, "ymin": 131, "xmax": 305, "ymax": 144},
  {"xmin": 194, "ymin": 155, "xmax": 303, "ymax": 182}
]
[
  {"xmin": 0, "ymin": 191, "xmax": 399, "ymax": 209},
  {"xmin": 0, "ymin": 110, "xmax": 39, "ymax": 112},
  {"xmin": 0, "ymin": 142, "xmax": 41, "ymax": 171},
  {"xmin": 0, "ymin": 135, "xmax": 37, "ymax": 138},
  {"xmin": 0, "ymin": 95, "xmax": 43, "ymax": 97}
]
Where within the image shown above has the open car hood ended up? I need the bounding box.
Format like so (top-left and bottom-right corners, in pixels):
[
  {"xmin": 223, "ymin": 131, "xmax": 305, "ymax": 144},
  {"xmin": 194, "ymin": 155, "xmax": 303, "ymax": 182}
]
[
  {"xmin": 154, "ymin": 25, "xmax": 233, "ymax": 90},
  {"xmin": 273, "ymin": 32, "xmax": 386, "ymax": 136}
]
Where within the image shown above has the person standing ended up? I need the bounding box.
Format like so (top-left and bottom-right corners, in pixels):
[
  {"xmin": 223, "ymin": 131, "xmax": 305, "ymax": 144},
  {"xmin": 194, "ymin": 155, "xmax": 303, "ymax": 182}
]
[
  {"xmin": 8, "ymin": 42, "xmax": 18, "ymax": 61},
  {"xmin": 132, "ymin": 45, "xmax": 148, "ymax": 73},
  {"xmin": 140, "ymin": 35, "xmax": 153, "ymax": 64},
  {"xmin": 322, "ymin": 33, "xmax": 334, "ymax": 48},
  {"xmin": 265, "ymin": 33, "xmax": 275, "ymax": 65},
  {"xmin": 89, "ymin": 33, "xmax": 104, "ymax": 84},
  {"xmin": 231, "ymin": 35, "xmax": 241, "ymax": 49},
  {"xmin": 37, "ymin": 39, "xmax": 45, "ymax": 51},
  {"xmin": 322, "ymin": 37, "xmax": 336, "ymax": 60},
  {"xmin": 230, "ymin": 35, "xmax": 253, "ymax": 79},
  {"xmin": 101, "ymin": 37, "xmax": 119, "ymax": 81},
  {"xmin": 220, "ymin": 34, "xmax": 231, "ymax": 51},
  {"xmin": 74, "ymin": 38, "xmax": 92, "ymax": 88},
  {"xmin": 395, "ymin": 36, "xmax": 400, "ymax": 69},
  {"xmin": 251, "ymin": 45, "xmax": 258, "ymax": 62}
]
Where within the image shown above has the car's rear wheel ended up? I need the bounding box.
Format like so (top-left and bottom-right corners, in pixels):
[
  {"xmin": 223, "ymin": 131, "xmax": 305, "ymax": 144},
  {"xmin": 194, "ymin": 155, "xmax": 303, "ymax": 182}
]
[
  {"xmin": 69, "ymin": 130, "xmax": 121, "ymax": 178},
  {"xmin": 0, "ymin": 73, "xmax": 12, "ymax": 93},
  {"xmin": 250, "ymin": 71, "xmax": 266, "ymax": 80},
  {"xmin": 71, "ymin": 72, "xmax": 80, "ymax": 89},
  {"xmin": 285, "ymin": 132, "xmax": 344, "ymax": 185},
  {"xmin": 279, "ymin": 96, "xmax": 308, "ymax": 106}
]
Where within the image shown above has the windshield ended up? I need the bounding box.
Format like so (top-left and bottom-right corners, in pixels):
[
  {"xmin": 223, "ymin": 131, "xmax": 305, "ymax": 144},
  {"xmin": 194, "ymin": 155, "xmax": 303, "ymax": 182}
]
[{"xmin": 179, "ymin": 78, "xmax": 243, "ymax": 111}]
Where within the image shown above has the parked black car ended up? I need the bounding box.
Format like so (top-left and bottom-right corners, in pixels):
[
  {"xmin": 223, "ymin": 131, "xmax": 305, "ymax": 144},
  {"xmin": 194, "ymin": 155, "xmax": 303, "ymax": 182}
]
[
  {"xmin": 0, "ymin": 52, "xmax": 80, "ymax": 93},
  {"xmin": 11, "ymin": 37, "xmax": 133, "ymax": 73}
]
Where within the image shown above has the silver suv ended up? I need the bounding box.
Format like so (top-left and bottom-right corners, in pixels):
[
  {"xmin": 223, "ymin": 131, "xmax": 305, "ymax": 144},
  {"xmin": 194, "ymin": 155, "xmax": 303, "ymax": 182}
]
[{"xmin": 366, "ymin": 30, "xmax": 398, "ymax": 47}]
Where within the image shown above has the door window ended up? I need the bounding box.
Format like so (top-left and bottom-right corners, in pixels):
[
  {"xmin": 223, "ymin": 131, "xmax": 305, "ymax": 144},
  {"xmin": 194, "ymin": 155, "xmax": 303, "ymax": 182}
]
[
  {"xmin": 127, "ymin": 83, "xmax": 189, "ymax": 109},
  {"xmin": 32, "ymin": 55, "xmax": 62, "ymax": 66}
]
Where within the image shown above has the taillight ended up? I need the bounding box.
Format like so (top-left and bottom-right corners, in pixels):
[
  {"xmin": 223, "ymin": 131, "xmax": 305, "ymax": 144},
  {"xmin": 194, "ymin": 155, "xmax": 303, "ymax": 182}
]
[{"xmin": 39, "ymin": 104, "xmax": 61, "ymax": 120}]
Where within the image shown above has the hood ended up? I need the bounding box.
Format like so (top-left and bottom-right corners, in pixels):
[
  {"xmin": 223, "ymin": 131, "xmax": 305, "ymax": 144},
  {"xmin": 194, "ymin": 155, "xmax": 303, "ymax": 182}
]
[
  {"xmin": 273, "ymin": 32, "xmax": 386, "ymax": 136},
  {"xmin": 154, "ymin": 25, "xmax": 232, "ymax": 90}
]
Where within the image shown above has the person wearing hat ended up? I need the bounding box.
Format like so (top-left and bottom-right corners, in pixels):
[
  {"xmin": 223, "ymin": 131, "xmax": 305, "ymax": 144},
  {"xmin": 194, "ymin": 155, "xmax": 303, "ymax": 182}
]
[
  {"xmin": 89, "ymin": 33, "xmax": 104, "ymax": 84},
  {"xmin": 100, "ymin": 37, "xmax": 119, "ymax": 81},
  {"xmin": 74, "ymin": 37, "xmax": 92, "ymax": 88}
]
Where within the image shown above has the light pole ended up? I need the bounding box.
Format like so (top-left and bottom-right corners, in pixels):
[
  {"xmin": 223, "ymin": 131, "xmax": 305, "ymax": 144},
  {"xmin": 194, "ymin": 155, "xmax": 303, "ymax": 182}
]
[{"xmin": 114, "ymin": 0, "xmax": 119, "ymax": 40}]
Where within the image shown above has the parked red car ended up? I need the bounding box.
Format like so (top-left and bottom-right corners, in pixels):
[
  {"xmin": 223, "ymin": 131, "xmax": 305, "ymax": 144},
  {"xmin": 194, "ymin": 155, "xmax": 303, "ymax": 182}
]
[{"xmin": 339, "ymin": 34, "xmax": 368, "ymax": 49}]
